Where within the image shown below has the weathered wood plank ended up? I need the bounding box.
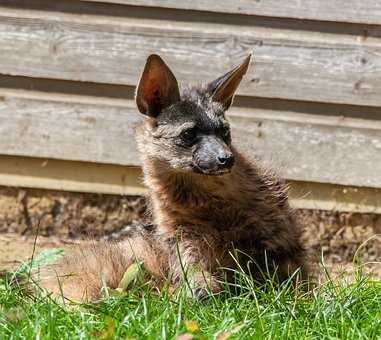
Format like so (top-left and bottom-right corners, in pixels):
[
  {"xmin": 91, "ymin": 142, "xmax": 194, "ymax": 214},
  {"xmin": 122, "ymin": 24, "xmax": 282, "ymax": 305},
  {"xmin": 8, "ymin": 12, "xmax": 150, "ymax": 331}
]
[
  {"xmin": 289, "ymin": 181, "xmax": 381, "ymax": 214},
  {"xmin": 230, "ymin": 109, "xmax": 381, "ymax": 189},
  {"xmin": 83, "ymin": 0, "xmax": 381, "ymax": 25},
  {"xmin": 0, "ymin": 95, "xmax": 142, "ymax": 166},
  {"xmin": 1, "ymin": 154, "xmax": 381, "ymax": 214},
  {"xmin": 0, "ymin": 92, "xmax": 381, "ymax": 188},
  {"xmin": 1, "ymin": 8, "xmax": 381, "ymax": 106},
  {"xmin": 0, "ymin": 155, "xmax": 145, "ymax": 195}
]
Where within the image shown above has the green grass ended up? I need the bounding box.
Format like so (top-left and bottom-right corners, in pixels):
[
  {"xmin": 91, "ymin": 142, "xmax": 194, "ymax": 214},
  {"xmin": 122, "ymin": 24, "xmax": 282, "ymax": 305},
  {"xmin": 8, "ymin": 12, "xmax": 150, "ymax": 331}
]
[{"xmin": 0, "ymin": 257, "xmax": 380, "ymax": 340}]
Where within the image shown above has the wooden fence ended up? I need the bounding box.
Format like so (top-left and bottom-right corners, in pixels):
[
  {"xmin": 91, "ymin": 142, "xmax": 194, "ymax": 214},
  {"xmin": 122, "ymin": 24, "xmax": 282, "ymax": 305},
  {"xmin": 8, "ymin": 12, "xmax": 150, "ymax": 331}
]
[{"xmin": 0, "ymin": 0, "xmax": 380, "ymax": 213}]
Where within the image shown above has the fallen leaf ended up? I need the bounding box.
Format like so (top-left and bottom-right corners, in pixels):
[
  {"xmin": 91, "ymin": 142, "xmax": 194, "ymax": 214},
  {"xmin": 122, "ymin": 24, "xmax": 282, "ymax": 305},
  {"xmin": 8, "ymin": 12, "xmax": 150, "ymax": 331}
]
[
  {"xmin": 216, "ymin": 323, "xmax": 245, "ymax": 340},
  {"xmin": 175, "ymin": 333, "xmax": 194, "ymax": 340},
  {"xmin": 118, "ymin": 262, "xmax": 145, "ymax": 290},
  {"xmin": 5, "ymin": 306, "xmax": 25, "ymax": 322},
  {"xmin": 93, "ymin": 317, "xmax": 116, "ymax": 340},
  {"xmin": 107, "ymin": 287, "xmax": 127, "ymax": 298},
  {"xmin": 185, "ymin": 320, "xmax": 199, "ymax": 333}
]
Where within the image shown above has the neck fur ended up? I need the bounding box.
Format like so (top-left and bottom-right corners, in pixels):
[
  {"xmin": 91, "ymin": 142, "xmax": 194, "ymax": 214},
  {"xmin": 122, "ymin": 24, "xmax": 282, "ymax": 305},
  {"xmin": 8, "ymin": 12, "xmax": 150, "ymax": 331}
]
[{"xmin": 140, "ymin": 154, "xmax": 242, "ymax": 225}]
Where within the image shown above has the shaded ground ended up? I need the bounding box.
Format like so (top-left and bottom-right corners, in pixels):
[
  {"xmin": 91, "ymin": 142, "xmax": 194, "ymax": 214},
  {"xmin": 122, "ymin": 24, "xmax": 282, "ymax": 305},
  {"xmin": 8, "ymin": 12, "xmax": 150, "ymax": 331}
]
[{"xmin": 0, "ymin": 187, "xmax": 380, "ymax": 277}]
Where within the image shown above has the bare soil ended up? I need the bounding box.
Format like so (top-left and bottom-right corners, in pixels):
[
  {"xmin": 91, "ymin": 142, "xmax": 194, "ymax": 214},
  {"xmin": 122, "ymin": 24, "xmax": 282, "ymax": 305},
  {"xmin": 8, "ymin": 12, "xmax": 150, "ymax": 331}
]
[
  {"xmin": 0, "ymin": 187, "xmax": 149, "ymax": 237},
  {"xmin": 0, "ymin": 187, "xmax": 380, "ymax": 277}
]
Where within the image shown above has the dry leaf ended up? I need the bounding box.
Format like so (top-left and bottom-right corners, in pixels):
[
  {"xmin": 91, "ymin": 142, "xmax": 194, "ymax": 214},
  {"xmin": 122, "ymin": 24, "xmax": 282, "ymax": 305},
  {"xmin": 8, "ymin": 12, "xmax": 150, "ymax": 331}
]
[
  {"xmin": 175, "ymin": 333, "xmax": 194, "ymax": 340},
  {"xmin": 185, "ymin": 320, "xmax": 199, "ymax": 333},
  {"xmin": 118, "ymin": 262, "xmax": 144, "ymax": 290},
  {"xmin": 216, "ymin": 323, "xmax": 245, "ymax": 340},
  {"xmin": 93, "ymin": 317, "xmax": 116, "ymax": 340},
  {"xmin": 5, "ymin": 306, "xmax": 25, "ymax": 322}
]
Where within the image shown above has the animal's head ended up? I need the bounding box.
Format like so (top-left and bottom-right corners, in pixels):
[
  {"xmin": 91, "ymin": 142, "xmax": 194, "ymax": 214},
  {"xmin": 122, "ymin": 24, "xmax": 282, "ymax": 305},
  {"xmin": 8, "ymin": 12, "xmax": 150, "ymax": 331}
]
[{"xmin": 135, "ymin": 54, "xmax": 251, "ymax": 176}]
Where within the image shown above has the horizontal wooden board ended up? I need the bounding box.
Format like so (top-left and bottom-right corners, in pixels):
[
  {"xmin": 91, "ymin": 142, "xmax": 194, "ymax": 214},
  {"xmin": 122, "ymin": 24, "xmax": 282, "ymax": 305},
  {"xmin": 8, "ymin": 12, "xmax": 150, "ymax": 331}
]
[
  {"xmin": 0, "ymin": 90, "xmax": 381, "ymax": 188},
  {"xmin": 84, "ymin": 0, "xmax": 381, "ymax": 25},
  {"xmin": 0, "ymin": 155, "xmax": 145, "ymax": 195},
  {"xmin": 1, "ymin": 154, "xmax": 381, "ymax": 214},
  {"xmin": 1, "ymin": 8, "xmax": 381, "ymax": 107},
  {"xmin": 231, "ymin": 110, "xmax": 381, "ymax": 189},
  {"xmin": 0, "ymin": 94, "xmax": 142, "ymax": 166},
  {"xmin": 2, "ymin": 74, "xmax": 381, "ymax": 121},
  {"xmin": 289, "ymin": 181, "xmax": 381, "ymax": 214}
]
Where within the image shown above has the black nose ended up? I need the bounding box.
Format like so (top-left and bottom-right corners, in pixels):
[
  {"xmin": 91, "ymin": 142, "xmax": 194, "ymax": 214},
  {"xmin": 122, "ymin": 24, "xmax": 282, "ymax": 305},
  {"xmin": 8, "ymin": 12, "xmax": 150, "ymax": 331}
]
[{"xmin": 217, "ymin": 153, "xmax": 235, "ymax": 168}]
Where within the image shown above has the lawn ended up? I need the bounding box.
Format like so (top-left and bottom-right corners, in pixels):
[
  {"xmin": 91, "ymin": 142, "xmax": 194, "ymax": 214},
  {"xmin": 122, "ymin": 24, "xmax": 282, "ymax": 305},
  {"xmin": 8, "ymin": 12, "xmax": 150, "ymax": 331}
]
[{"xmin": 0, "ymin": 250, "xmax": 380, "ymax": 340}]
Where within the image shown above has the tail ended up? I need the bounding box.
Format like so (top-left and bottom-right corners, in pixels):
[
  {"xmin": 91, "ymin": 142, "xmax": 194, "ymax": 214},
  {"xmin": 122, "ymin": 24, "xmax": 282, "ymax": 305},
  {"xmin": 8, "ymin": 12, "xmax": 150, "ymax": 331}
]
[
  {"xmin": 33, "ymin": 227, "xmax": 166, "ymax": 303},
  {"xmin": 33, "ymin": 242, "xmax": 133, "ymax": 303}
]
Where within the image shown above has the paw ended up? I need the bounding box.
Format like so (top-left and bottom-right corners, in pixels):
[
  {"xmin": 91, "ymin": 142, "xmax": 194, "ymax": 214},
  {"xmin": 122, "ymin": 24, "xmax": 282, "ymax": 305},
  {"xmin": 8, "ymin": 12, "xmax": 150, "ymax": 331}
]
[
  {"xmin": 192, "ymin": 286, "xmax": 215, "ymax": 300},
  {"xmin": 189, "ymin": 273, "xmax": 221, "ymax": 299}
]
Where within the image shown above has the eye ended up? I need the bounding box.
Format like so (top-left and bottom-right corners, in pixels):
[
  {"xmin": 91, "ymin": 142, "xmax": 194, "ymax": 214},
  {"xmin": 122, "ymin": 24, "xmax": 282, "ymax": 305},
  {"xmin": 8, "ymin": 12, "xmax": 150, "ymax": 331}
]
[
  {"xmin": 221, "ymin": 128, "xmax": 231, "ymax": 142},
  {"xmin": 180, "ymin": 128, "xmax": 197, "ymax": 146}
]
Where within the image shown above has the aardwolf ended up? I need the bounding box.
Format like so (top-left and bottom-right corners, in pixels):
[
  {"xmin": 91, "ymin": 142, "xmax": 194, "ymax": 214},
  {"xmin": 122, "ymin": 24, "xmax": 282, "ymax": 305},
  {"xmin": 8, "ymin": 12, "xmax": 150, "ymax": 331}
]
[{"xmin": 36, "ymin": 54, "xmax": 309, "ymax": 302}]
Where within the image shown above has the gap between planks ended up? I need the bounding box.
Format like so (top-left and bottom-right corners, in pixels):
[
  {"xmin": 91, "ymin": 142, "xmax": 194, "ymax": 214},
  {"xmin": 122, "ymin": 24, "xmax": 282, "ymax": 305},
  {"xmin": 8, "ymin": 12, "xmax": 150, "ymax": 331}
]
[
  {"xmin": 82, "ymin": 0, "xmax": 381, "ymax": 26},
  {"xmin": 1, "ymin": 87, "xmax": 381, "ymax": 188},
  {"xmin": 1, "ymin": 6, "xmax": 381, "ymax": 107},
  {"xmin": 0, "ymin": 155, "xmax": 380, "ymax": 214}
]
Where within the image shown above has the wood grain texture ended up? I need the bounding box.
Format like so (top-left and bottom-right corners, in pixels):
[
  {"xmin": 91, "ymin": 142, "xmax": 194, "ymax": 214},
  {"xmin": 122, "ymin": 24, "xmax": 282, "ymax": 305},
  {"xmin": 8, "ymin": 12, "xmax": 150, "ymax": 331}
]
[
  {"xmin": 1, "ymin": 155, "xmax": 380, "ymax": 214},
  {"xmin": 289, "ymin": 181, "xmax": 381, "ymax": 214},
  {"xmin": 83, "ymin": 0, "xmax": 381, "ymax": 25},
  {"xmin": 0, "ymin": 155, "xmax": 145, "ymax": 195},
  {"xmin": 229, "ymin": 109, "xmax": 381, "ymax": 189},
  {"xmin": 1, "ymin": 93, "xmax": 380, "ymax": 188},
  {"xmin": 0, "ymin": 96, "xmax": 142, "ymax": 166},
  {"xmin": 1, "ymin": 8, "xmax": 381, "ymax": 106}
]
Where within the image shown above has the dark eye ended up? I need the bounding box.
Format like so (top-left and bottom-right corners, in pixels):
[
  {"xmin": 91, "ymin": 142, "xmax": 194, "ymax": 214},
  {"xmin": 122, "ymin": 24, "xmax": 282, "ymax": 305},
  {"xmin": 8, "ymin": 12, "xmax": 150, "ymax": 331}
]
[
  {"xmin": 180, "ymin": 128, "xmax": 197, "ymax": 146},
  {"xmin": 222, "ymin": 128, "xmax": 231, "ymax": 142}
]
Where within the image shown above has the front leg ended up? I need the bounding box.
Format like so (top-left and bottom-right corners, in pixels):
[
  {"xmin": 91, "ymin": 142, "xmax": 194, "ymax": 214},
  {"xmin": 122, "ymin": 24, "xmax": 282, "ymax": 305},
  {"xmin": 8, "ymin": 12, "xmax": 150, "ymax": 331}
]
[{"xmin": 170, "ymin": 231, "xmax": 222, "ymax": 298}]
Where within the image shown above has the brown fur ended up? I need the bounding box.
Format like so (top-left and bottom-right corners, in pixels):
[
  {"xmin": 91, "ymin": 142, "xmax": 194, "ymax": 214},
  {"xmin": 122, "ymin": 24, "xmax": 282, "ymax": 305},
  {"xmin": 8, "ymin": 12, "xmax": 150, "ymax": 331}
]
[
  {"xmin": 137, "ymin": 145, "xmax": 308, "ymax": 294},
  {"xmin": 35, "ymin": 228, "xmax": 168, "ymax": 302},
  {"xmin": 34, "ymin": 54, "xmax": 309, "ymax": 302}
]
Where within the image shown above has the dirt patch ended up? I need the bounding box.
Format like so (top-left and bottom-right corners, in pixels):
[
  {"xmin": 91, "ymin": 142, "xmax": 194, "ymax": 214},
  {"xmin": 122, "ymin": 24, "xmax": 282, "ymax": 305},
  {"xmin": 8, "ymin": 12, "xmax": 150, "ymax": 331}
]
[
  {"xmin": 0, "ymin": 233, "xmax": 78, "ymax": 271},
  {"xmin": 299, "ymin": 210, "xmax": 381, "ymax": 265},
  {"xmin": 0, "ymin": 187, "xmax": 149, "ymax": 238},
  {"xmin": 0, "ymin": 186, "xmax": 380, "ymax": 275}
]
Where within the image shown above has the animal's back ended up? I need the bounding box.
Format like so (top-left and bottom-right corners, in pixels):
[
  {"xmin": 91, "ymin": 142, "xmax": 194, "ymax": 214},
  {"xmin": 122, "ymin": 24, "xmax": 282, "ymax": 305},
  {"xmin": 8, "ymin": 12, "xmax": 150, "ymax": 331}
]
[{"xmin": 33, "ymin": 53, "xmax": 310, "ymax": 302}]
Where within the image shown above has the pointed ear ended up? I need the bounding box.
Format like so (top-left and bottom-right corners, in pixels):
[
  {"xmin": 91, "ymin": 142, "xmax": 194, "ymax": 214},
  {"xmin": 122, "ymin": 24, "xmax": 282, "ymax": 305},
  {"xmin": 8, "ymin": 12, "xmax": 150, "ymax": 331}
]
[
  {"xmin": 135, "ymin": 54, "xmax": 180, "ymax": 117},
  {"xmin": 208, "ymin": 55, "xmax": 251, "ymax": 110}
]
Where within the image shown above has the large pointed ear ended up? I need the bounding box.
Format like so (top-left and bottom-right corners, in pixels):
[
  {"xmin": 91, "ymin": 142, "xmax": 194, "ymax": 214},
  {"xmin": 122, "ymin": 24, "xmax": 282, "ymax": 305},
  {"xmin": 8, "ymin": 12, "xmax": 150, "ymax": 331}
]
[
  {"xmin": 207, "ymin": 55, "xmax": 251, "ymax": 110},
  {"xmin": 135, "ymin": 54, "xmax": 180, "ymax": 117}
]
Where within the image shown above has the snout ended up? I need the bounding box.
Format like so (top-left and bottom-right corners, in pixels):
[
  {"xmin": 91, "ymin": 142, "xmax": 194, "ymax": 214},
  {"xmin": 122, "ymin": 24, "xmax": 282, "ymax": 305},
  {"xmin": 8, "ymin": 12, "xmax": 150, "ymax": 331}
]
[
  {"xmin": 192, "ymin": 136, "xmax": 235, "ymax": 175},
  {"xmin": 217, "ymin": 153, "xmax": 235, "ymax": 169}
]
